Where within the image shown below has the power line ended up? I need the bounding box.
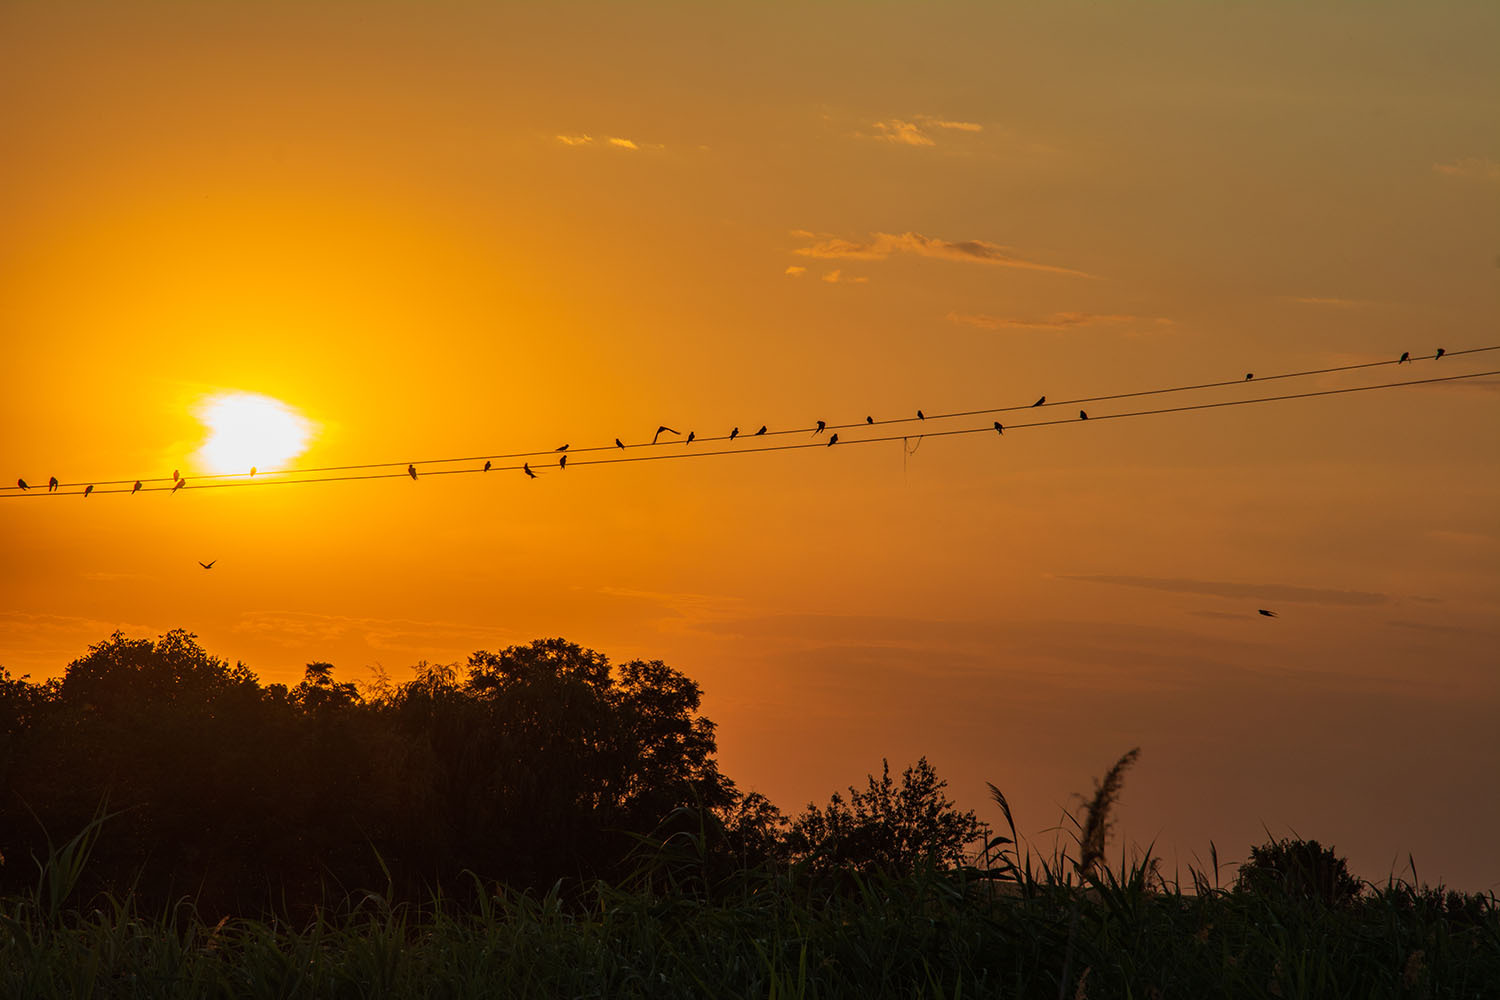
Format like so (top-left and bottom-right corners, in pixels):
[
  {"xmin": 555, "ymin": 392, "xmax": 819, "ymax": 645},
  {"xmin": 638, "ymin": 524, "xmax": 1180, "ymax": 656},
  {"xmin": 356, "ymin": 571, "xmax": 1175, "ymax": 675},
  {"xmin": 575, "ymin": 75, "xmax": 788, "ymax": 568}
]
[
  {"xmin": 7, "ymin": 367, "xmax": 1494, "ymax": 498},
  {"xmin": 5, "ymin": 345, "xmax": 1492, "ymax": 494}
]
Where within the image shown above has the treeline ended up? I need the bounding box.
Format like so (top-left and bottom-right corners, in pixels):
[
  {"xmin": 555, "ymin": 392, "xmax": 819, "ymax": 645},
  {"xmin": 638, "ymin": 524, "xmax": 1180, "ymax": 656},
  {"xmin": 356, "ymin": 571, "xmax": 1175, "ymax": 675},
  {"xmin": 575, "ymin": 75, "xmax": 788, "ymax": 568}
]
[{"xmin": 0, "ymin": 631, "xmax": 982, "ymax": 914}]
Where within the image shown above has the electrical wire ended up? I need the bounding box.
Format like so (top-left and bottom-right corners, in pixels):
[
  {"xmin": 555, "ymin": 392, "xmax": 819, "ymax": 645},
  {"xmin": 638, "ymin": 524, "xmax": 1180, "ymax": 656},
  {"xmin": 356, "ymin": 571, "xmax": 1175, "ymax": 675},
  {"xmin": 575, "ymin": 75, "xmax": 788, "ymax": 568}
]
[{"xmin": 6, "ymin": 366, "xmax": 1493, "ymax": 498}]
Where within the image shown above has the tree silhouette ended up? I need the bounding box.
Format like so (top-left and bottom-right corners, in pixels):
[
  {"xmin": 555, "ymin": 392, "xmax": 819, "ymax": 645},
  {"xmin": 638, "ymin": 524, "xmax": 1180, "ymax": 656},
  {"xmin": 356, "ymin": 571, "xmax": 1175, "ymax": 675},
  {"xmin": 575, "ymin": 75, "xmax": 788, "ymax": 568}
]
[{"xmin": 1236, "ymin": 836, "xmax": 1362, "ymax": 907}]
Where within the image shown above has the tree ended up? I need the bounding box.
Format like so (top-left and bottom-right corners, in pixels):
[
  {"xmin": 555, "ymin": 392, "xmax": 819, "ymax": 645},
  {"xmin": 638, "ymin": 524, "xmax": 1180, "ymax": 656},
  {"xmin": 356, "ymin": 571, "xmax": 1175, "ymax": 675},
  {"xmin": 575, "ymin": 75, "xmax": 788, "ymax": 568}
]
[
  {"xmin": 1236, "ymin": 837, "xmax": 1362, "ymax": 907},
  {"xmin": 788, "ymin": 757, "xmax": 986, "ymax": 876}
]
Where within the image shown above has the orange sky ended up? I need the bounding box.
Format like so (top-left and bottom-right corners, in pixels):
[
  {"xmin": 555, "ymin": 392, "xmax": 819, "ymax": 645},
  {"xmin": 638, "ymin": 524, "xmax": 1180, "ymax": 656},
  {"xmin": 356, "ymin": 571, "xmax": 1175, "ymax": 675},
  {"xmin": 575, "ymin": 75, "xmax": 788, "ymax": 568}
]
[{"xmin": 3, "ymin": 2, "xmax": 1498, "ymax": 890}]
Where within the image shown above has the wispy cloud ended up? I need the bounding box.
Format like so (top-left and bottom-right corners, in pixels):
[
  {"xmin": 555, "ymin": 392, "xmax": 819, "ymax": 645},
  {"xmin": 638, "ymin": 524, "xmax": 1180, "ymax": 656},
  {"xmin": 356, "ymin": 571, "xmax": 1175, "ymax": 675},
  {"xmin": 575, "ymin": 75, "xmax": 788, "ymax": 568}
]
[
  {"xmin": 784, "ymin": 265, "xmax": 807, "ymax": 278},
  {"xmin": 820, "ymin": 269, "xmax": 867, "ymax": 284},
  {"xmin": 867, "ymin": 115, "xmax": 984, "ymax": 147},
  {"xmin": 555, "ymin": 134, "xmax": 593, "ymax": 146},
  {"xmin": 948, "ymin": 311, "xmax": 1166, "ymax": 331},
  {"xmin": 1284, "ymin": 295, "xmax": 1372, "ymax": 308},
  {"xmin": 793, "ymin": 230, "xmax": 1091, "ymax": 277},
  {"xmin": 1433, "ymin": 157, "xmax": 1500, "ymax": 183},
  {"xmin": 608, "ymin": 137, "xmax": 640, "ymax": 150},
  {"xmin": 1063, "ymin": 574, "xmax": 1388, "ymax": 606}
]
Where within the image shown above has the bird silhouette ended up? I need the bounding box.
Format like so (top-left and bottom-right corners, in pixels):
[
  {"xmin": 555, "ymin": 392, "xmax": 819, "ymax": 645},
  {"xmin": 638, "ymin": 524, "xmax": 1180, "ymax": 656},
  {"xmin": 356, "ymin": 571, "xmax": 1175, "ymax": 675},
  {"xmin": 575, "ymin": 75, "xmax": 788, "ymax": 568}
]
[
  {"xmin": 1435, "ymin": 348, "xmax": 1445, "ymax": 359},
  {"xmin": 729, "ymin": 427, "xmax": 740, "ymax": 440},
  {"xmin": 559, "ymin": 455, "xmax": 567, "ymax": 469},
  {"xmin": 814, "ymin": 420, "xmax": 826, "ymax": 435},
  {"xmin": 1245, "ymin": 373, "xmax": 1254, "ymax": 381},
  {"xmin": 1398, "ymin": 351, "xmax": 1410, "ymax": 364},
  {"xmin": 1079, "ymin": 410, "xmax": 1088, "ymax": 420},
  {"xmin": 993, "ymin": 422, "xmax": 1003, "ymax": 434},
  {"xmin": 653, "ymin": 425, "xmax": 678, "ymax": 445},
  {"xmin": 173, "ymin": 469, "xmax": 180, "ymax": 481},
  {"xmin": 1257, "ymin": 609, "xmax": 1278, "ymax": 618},
  {"xmin": 1032, "ymin": 396, "xmax": 1045, "ymax": 407},
  {"xmin": 199, "ymin": 560, "xmax": 216, "ymax": 569},
  {"xmin": 917, "ymin": 410, "xmax": 925, "ymax": 420},
  {"xmin": 556, "ymin": 444, "xmax": 569, "ymax": 452},
  {"xmin": 172, "ymin": 478, "xmax": 186, "ymax": 493},
  {"xmin": 754, "ymin": 425, "xmax": 767, "ymax": 436},
  {"xmin": 83, "ymin": 485, "xmax": 94, "ymax": 497},
  {"xmin": 131, "ymin": 481, "xmax": 142, "ymax": 494},
  {"xmin": 523, "ymin": 463, "xmax": 536, "ymax": 479},
  {"xmin": 866, "ymin": 416, "xmax": 874, "ymax": 424},
  {"xmin": 686, "ymin": 431, "xmax": 695, "ymax": 444},
  {"xmin": 250, "ymin": 466, "xmax": 257, "ymax": 476},
  {"xmin": 16, "ymin": 478, "xmax": 27, "ymax": 490},
  {"xmin": 825, "ymin": 433, "xmax": 838, "ymax": 447},
  {"xmin": 48, "ymin": 476, "xmax": 58, "ymax": 492},
  {"xmin": 615, "ymin": 438, "xmax": 625, "ymax": 449},
  {"xmin": 408, "ymin": 464, "xmax": 417, "ymax": 480},
  {"xmin": 483, "ymin": 460, "xmax": 491, "ymax": 472}
]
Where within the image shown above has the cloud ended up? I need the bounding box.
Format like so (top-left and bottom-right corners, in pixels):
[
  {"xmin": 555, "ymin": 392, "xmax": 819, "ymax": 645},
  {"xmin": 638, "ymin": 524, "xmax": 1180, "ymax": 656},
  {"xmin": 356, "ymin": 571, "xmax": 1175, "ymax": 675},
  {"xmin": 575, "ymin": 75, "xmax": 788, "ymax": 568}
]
[
  {"xmin": 607, "ymin": 137, "xmax": 640, "ymax": 150},
  {"xmin": 820, "ymin": 269, "xmax": 868, "ymax": 284},
  {"xmin": 555, "ymin": 134, "xmax": 593, "ymax": 146},
  {"xmin": 948, "ymin": 311, "xmax": 1162, "ymax": 331},
  {"xmin": 784, "ymin": 266, "xmax": 807, "ymax": 278},
  {"xmin": 932, "ymin": 119, "xmax": 983, "ymax": 132},
  {"xmin": 1063, "ymin": 574, "xmax": 1388, "ymax": 607},
  {"xmin": 1284, "ymin": 295, "xmax": 1371, "ymax": 308},
  {"xmin": 793, "ymin": 231, "xmax": 1091, "ymax": 277},
  {"xmin": 1433, "ymin": 157, "xmax": 1500, "ymax": 182},
  {"xmin": 870, "ymin": 120, "xmax": 935, "ymax": 146}
]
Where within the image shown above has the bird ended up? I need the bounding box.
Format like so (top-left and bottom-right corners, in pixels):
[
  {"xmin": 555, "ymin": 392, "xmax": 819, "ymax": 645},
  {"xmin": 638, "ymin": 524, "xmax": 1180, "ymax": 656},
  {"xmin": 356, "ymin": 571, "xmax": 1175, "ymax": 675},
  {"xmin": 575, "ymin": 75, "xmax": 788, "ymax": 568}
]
[
  {"xmin": 729, "ymin": 427, "xmax": 740, "ymax": 440},
  {"xmin": 1435, "ymin": 348, "xmax": 1445, "ymax": 359},
  {"xmin": 1245, "ymin": 373, "xmax": 1254, "ymax": 381},
  {"xmin": 556, "ymin": 444, "xmax": 569, "ymax": 452},
  {"xmin": 993, "ymin": 422, "xmax": 1004, "ymax": 434},
  {"xmin": 754, "ymin": 425, "xmax": 767, "ymax": 436},
  {"xmin": 559, "ymin": 454, "xmax": 567, "ymax": 469},
  {"xmin": 250, "ymin": 466, "xmax": 257, "ymax": 477},
  {"xmin": 827, "ymin": 433, "xmax": 838, "ymax": 446},
  {"xmin": 16, "ymin": 478, "xmax": 27, "ymax": 490},
  {"xmin": 1398, "ymin": 351, "xmax": 1410, "ymax": 364},
  {"xmin": 83, "ymin": 485, "xmax": 94, "ymax": 497},
  {"xmin": 814, "ymin": 420, "xmax": 826, "ymax": 435},
  {"xmin": 199, "ymin": 560, "xmax": 216, "ymax": 570},
  {"xmin": 408, "ymin": 464, "xmax": 417, "ymax": 480},
  {"xmin": 1079, "ymin": 410, "xmax": 1088, "ymax": 420},
  {"xmin": 523, "ymin": 463, "xmax": 536, "ymax": 479},
  {"xmin": 615, "ymin": 438, "xmax": 625, "ymax": 449},
  {"xmin": 917, "ymin": 410, "xmax": 925, "ymax": 420},
  {"xmin": 866, "ymin": 416, "xmax": 874, "ymax": 424},
  {"xmin": 172, "ymin": 478, "xmax": 186, "ymax": 493},
  {"xmin": 686, "ymin": 431, "xmax": 695, "ymax": 444},
  {"xmin": 1257, "ymin": 609, "xmax": 1278, "ymax": 618},
  {"xmin": 653, "ymin": 425, "xmax": 678, "ymax": 445},
  {"xmin": 173, "ymin": 469, "xmax": 180, "ymax": 481},
  {"xmin": 131, "ymin": 481, "xmax": 142, "ymax": 494},
  {"xmin": 48, "ymin": 476, "xmax": 58, "ymax": 492},
  {"xmin": 1032, "ymin": 396, "xmax": 1045, "ymax": 407},
  {"xmin": 483, "ymin": 460, "xmax": 491, "ymax": 472}
]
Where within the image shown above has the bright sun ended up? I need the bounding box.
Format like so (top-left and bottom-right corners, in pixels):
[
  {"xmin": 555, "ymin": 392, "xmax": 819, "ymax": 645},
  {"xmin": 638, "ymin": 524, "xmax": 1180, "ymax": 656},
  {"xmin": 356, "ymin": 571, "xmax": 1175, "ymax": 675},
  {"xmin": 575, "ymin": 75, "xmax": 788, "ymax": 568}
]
[{"xmin": 192, "ymin": 392, "xmax": 314, "ymax": 475}]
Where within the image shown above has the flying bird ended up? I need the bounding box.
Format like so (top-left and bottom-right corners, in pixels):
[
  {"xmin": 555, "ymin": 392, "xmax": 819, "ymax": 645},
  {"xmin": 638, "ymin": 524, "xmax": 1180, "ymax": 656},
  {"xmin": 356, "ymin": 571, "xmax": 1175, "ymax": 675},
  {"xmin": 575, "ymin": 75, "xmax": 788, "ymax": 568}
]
[
  {"xmin": 827, "ymin": 433, "xmax": 838, "ymax": 446},
  {"xmin": 523, "ymin": 463, "xmax": 536, "ymax": 479},
  {"xmin": 199, "ymin": 560, "xmax": 216, "ymax": 570},
  {"xmin": 559, "ymin": 454, "xmax": 567, "ymax": 469},
  {"xmin": 1257, "ymin": 609, "xmax": 1278, "ymax": 618},
  {"xmin": 1435, "ymin": 348, "xmax": 1445, "ymax": 359},
  {"xmin": 615, "ymin": 438, "xmax": 625, "ymax": 449},
  {"xmin": 815, "ymin": 420, "xmax": 826, "ymax": 435},
  {"xmin": 729, "ymin": 427, "xmax": 740, "ymax": 440},
  {"xmin": 1079, "ymin": 410, "xmax": 1088, "ymax": 420},
  {"xmin": 1245, "ymin": 373, "xmax": 1254, "ymax": 381},
  {"xmin": 16, "ymin": 478, "xmax": 27, "ymax": 490},
  {"xmin": 653, "ymin": 425, "xmax": 678, "ymax": 445},
  {"xmin": 83, "ymin": 485, "xmax": 94, "ymax": 497},
  {"xmin": 686, "ymin": 431, "xmax": 695, "ymax": 444},
  {"xmin": 172, "ymin": 478, "xmax": 186, "ymax": 493},
  {"xmin": 993, "ymin": 422, "xmax": 1003, "ymax": 434},
  {"xmin": 408, "ymin": 464, "xmax": 417, "ymax": 480},
  {"xmin": 1032, "ymin": 396, "xmax": 1045, "ymax": 407},
  {"xmin": 866, "ymin": 416, "xmax": 874, "ymax": 424},
  {"xmin": 48, "ymin": 476, "xmax": 59, "ymax": 492},
  {"xmin": 483, "ymin": 460, "xmax": 491, "ymax": 472},
  {"xmin": 754, "ymin": 425, "xmax": 767, "ymax": 436},
  {"xmin": 131, "ymin": 481, "xmax": 142, "ymax": 494},
  {"xmin": 1398, "ymin": 351, "xmax": 1410, "ymax": 364},
  {"xmin": 556, "ymin": 444, "xmax": 568, "ymax": 452},
  {"xmin": 917, "ymin": 410, "xmax": 924, "ymax": 420}
]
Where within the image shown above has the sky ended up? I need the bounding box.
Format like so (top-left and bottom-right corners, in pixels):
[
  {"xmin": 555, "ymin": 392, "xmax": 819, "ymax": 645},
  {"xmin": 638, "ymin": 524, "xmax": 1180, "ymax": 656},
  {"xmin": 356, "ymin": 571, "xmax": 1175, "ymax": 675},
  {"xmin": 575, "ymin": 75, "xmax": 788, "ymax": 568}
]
[{"xmin": 2, "ymin": 2, "xmax": 1497, "ymax": 890}]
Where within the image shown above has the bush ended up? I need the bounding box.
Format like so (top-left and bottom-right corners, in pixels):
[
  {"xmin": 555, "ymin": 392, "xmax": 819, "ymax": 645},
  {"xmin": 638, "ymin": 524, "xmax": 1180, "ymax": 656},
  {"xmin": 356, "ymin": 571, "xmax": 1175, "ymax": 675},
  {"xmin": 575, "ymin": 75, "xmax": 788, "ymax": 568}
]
[{"xmin": 1236, "ymin": 836, "xmax": 1361, "ymax": 906}]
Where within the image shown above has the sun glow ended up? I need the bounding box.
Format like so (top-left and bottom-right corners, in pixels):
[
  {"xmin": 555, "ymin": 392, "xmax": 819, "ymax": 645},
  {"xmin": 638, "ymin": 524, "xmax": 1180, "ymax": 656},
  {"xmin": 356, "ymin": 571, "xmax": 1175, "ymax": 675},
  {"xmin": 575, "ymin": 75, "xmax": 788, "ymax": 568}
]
[{"xmin": 192, "ymin": 392, "xmax": 314, "ymax": 475}]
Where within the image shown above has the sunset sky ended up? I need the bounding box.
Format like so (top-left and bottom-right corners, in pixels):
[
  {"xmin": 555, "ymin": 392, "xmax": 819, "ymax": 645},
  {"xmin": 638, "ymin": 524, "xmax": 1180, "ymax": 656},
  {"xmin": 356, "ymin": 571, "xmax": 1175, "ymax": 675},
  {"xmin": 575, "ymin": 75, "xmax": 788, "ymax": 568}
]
[{"xmin": 2, "ymin": 2, "xmax": 1497, "ymax": 890}]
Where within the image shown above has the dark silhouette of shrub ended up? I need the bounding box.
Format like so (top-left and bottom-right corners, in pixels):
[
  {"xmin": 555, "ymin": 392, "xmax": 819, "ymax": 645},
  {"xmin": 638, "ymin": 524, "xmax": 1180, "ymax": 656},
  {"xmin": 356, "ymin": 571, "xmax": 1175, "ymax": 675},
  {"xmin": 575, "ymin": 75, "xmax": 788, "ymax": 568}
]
[{"xmin": 1236, "ymin": 836, "xmax": 1362, "ymax": 906}]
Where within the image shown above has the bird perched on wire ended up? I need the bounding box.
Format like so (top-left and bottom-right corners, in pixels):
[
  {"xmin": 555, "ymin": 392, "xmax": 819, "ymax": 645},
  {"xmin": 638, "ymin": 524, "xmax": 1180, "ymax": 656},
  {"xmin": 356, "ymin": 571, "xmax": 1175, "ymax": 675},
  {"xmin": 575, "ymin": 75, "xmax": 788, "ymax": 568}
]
[
  {"xmin": 559, "ymin": 455, "xmax": 567, "ymax": 469},
  {"xmin": 1435, "ymin": 348, "xmax": 1445, "ymax": 359},
  {"xmin": 48, "ymin": 476, "xmax": 59, "ymax": 492},
  {"xmin": 408, "ymin": 465, "xmax": 417, "ymax": 480},
  {"xmin": 523, "ymin": 463, "xmax": 536, "ymax": 479},
  {"xmin": 250, "ymin": 466, "xmax": 257, "ymax": 476},
  {"xmin": 556, "ymin": 444, "xmax": 569, "ymax": 452},
  {"xmin": 199, "ymin": 560, "xmax": 216, "ymax": 570},
  {"xmin": 866, "ymin": 416, "xmax": 874, "ymax": 424},
  {"xmin": 754, "ymin": 426, "xmax": 767, "ymax": 436},
  {"xmin": 131, "ymin": 481, "xmax": 142, "ymax": 494},
  {"xmin": 615, "ymin": 438, "xmax": 625, "ymax": 449},
  {"xmin": 993, "ymin": 422, "xmax": 1003, "ymax": 434},
  {"xmin": 827, "ymin": 433, "xmax": 838, "ymax": 446},
  {"xmin": 1245, "ymin": 373, "xmax": 1254, "ymax": 381},
  {"xmin": 653, "ymin": 425, "xmax": 678, "ymax": 445},
  {"xmin": 83, "ymin": 485, "xmax": 94, "ymax": 497},
  {"xmin": 1032, "ymin": 396, "xmax": 1046, "ymax": 407},
  {"xmin": 1398, "ymin": 351, "xmax": 1410, "ymax": 364},
  {"xmin": 172, "ymin": 478, "xmax": 186, "ymax": 493},
  {"xmin": 15, "ymin": 478, "xmax": 27, "ymax": 490},
  {"xmin": 729, "ymin": 427, "xmax": 740, "ymax": 440},
  {"xmin": 1258, "ymin": 609, "xmax": 1278, "ymax": 618},
  {"xmin": 814, "ymin": 420, "xmax": 826, "ymax": 435},
  {"xmin": 483, "ymin": 460, "xmax": 491, "ymax": 472},
  {"xmin": 173, "ymin": 469, "xmax": 180, "ymax": 481},
  {"xmin": 686, "ymin": 431, "xmax": 695, "ymax": 444},
  {"xmin": 1079, "ymin": 410, "xmax": 1088, "ymax": 420}
]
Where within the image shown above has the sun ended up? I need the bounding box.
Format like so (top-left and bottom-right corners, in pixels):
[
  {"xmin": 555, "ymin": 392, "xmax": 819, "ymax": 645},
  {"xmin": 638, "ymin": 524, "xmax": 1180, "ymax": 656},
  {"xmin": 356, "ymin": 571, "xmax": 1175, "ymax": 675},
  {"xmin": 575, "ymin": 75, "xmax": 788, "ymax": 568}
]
[{"xmin": 192, "ymin": 392, "xmax": 314, "ymax": 475}]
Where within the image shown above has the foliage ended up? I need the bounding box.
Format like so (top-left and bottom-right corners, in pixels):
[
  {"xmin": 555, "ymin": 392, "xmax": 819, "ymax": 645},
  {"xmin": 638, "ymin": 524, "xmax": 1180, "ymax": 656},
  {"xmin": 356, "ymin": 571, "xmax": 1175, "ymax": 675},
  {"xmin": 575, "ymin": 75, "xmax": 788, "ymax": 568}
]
[{"xmin": 1236, "ymin": 836, "xmax": 1363, "ymax": 907}]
